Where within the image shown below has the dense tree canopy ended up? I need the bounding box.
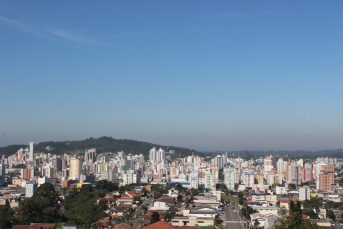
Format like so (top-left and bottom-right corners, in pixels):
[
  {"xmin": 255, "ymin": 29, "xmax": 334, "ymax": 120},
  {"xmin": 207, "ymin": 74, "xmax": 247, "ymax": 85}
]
[
  {"xmin": 150, "ymin": 212, "xmax": 160, "ymax": 224},
  {"xmin": 63, "ymin": 186, "xmax": 108, "ymax": 228},
  {"xmin": 16, "ymin": 183, "xmax": 61, "ymax": 225},
  {"xmin": 0, "ymin": 205, "xmax": 15, "ymax": 228},
  {"xmin": 275, "ymin": 201, "xmax": 323, "ymax": 229}
]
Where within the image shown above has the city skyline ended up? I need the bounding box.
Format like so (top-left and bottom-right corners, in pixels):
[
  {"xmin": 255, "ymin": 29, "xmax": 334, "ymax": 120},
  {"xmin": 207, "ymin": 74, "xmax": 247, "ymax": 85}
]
[{"xmin": 1, "ymin": 1, "xmax": 343, "ymax": 151}]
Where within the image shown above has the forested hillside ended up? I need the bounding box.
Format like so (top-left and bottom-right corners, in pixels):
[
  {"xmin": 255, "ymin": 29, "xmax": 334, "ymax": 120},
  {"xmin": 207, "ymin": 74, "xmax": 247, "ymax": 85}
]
[{"xmin": 0, "ymin": 136, "xmax": 202, "ymax": 158}]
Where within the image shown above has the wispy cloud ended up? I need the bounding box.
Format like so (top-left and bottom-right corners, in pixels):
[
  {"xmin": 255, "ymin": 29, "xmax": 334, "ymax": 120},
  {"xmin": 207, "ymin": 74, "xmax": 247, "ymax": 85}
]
[
  {"xmin": 183, "ymin": 27, "xmax": 251, "ymax": 34},
  {"xmin": 0, "ymin": 16, "xmax": 44, "ymax": 37},
  {"xmin": 206, "ymin": 10, "xmax": 287, "ymax": 21},
  {"xmin": 0, "ymin": 16, "xmax": 100, "ymax": 46},
  {"xmin": 47, "ymin": 29, "xmax": 96, "ymax": 44}
]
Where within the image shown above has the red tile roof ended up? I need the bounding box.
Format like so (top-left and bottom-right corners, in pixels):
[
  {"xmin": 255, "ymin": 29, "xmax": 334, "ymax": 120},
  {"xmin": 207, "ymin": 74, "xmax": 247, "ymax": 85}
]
[
  {"xmin": 126, "ymin": 191, "xmax": 140, "ymax": 197},
  {"xmin": 12, "ymin": 224, "xmax": 55, "ymax": 229},
  {"xmin": 176, "ymin": 227, "xmax": 194, "ymax": 229},
  {"xmin": 141, "ymin": 221, "xmax": 176, "ymax": 229},
  {"xmin": 279, "ymin": 200, "xmax": 290, "ymax": 203}
]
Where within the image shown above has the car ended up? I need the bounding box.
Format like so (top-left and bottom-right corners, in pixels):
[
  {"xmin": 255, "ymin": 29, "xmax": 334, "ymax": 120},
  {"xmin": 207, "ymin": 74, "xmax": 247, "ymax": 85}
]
[{"xmin": 237, "ymin": 219, "xmax": 239, "ymax": 221}]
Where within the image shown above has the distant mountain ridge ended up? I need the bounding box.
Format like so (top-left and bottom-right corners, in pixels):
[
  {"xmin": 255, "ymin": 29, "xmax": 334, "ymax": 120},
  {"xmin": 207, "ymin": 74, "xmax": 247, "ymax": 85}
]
[
  {"xmin": 1, "ymin": 137, "xmax": 343, "ymax": 159},
  {"xmin": 0, "ymin": 136, "xmax": 202, "ymax": 158}
]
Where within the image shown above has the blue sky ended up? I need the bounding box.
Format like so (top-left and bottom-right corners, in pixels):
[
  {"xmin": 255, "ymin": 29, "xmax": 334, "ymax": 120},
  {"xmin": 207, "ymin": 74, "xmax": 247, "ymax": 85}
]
[{"xmin": 1, "ymin": 1, "xmax": 343, "ymax": 151}]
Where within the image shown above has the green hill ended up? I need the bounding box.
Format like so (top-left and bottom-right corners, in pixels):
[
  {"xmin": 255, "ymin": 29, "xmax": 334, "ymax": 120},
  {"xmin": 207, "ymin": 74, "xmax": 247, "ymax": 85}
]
[{"xmin": 0, "ymin": 136, "xmax": 202, "ymax": 158}]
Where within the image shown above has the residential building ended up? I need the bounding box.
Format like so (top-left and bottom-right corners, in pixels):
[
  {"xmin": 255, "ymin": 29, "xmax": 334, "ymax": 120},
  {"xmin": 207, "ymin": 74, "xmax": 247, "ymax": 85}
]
[{"xmin": 25, "ymin": 180, "xmax": 37, "ymax": 198}]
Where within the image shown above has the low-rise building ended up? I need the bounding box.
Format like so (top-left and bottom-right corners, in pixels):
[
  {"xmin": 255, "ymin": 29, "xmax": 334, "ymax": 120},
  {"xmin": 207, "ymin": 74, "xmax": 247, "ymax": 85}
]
[
  {"xmin": 171, "ymin": 216, "xmax": 214, "ymax": 226},
  {"xmin": 149, "ymin": 201, "xmax": 170, "ymax": 211},
  {"xmin": 251, "ymin": 205, "xmax": 278, "ymax": 215}
]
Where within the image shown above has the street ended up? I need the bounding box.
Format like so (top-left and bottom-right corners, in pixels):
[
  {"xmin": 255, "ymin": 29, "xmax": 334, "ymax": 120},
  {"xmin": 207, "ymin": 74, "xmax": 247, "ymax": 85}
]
[{"xmin": 225, "ymin": 206, "xmax": 244, "ymax": 229}]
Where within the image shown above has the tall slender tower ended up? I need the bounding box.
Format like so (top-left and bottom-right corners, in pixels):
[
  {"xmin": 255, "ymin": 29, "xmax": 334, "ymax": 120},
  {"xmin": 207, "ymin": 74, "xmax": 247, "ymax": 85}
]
[{"xmin": 29, "ymin": 142, "xmax": 34, "ymax": 161}]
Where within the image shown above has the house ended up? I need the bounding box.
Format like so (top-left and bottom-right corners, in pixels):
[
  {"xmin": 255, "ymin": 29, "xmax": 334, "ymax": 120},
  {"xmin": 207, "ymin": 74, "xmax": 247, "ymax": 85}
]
[
  {"xmin": 129, "ymin": 218, "xmax": 150, "ymax": 228},
  {"xmin": 117, "ymin": 204, "xmax": 132, "ymax": 211},
  {"xmin": 149, "ymin": 201, "xmax": 170, "ymax": 211},
  {"xmin": 0, "ymin": 197, "xmax": 9, "ymax": 205},
  {"xmin": 279, "ymin": 200, "xmax": 290, "ymax": 210},
  {"xmin": 185, "ymin": 207, "xmax": 217, "ymax": 219},
  {"xmin": 10, "ymin": 199, "xmax": 20, "ymax": 209},
  {"xmin": 309, "ymin": 219, "xmax": 331, "ymax": 227},
  {"xmin": 171, "ymin": 216, "xmax": 214, "ymax": 226},
  {"xmin": 251, "ymin": 205, "xmax": 278, "ymax": 215},
  {"xmin": 141, "ymin": 221, "xmax": 176, "ymax": 229},
  {"xmin": 192, "ymin": 199, "xmax": 221, "ymax": 208},
  {"xmin": 12, "ymin": 223, "xmax": 56, "ymax": 229},
  {"xmin": 116, "ymin": 198, "xmax": 134, "ymax": 205},
  {"xmin": 158, "ymin": 195, "xmax": 176, "ymax": 205},
  {"xmin": 108, "ymin": 208, "xmax": 125, "ymax": 217},
  {"xmin": 250, "ymin": 213, "xmax": 281, "ymax": 228},
  {"xmin": 122, "ymin": 191, "xmax": 140, "ymax": 198}
]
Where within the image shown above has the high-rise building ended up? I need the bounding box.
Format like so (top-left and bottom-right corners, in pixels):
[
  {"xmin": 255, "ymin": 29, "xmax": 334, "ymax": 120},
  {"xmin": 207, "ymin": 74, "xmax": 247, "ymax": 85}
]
[
  {"xmin": 42, "ymin": 164, "xmax": 54, "ymax": 178},
  {"xmin": 204, "ymin": 169, "xmax": 214, "ymax": 189},
  {"xmin": 224, "ymin": 169, "xmax": 235, "ymax": 190},
  {"xmin": 288, "ymin": 165, "xmax": 303, "ymax": 185},
  {"xmin": 102, "ymin": 170, "xmax": 117, "ymax": 181},
  {"xmin": 29, "ymin": 142, "xmax": 34, "ymax": 161},
  {"xmin": 0, "ymin": 162, "xmax": 5, "ymax": 185},
  {"xmin": 214, "ymin": 156, "xmax": 224, "ymax": 168},
  {"xmin": 52, "ymin": 158, "xmax": 62, "ymax": 171},
  {"xmin": 264, "ymin": 156, "xmax": 274, "ymax": 173},
  {"xmin": 85, "ymin": 148, "xmax": 97, "ymax": 163},
  {"xmin": 69, "ymin": 157, "xmax": 82, "ymax": 180},
  {"xmin": 25, "ymin": 180, "xmax": 37, "ymax": 198},
  {"xmin": 243, "ymin": 172, "xmax": 254, "ymax": 188},
  {"xmin": 299, "ymin": 187, "xmax": 311, "ymax": 201},
  {"xmin": 303, "ymin": 168, "xmax": 313, "ymax": 182},
  {"xmin": 317, "ymin": 165, "xmax": 334, "ymax": 191},
  {"xmin": 190, "ymin": 170, "xmax": 199, "ymax": 189},
  {"xmin": 123, "ymin": 170, "xmax": 141, "ymax": 185},
  {"xmin": 149, "ymin": 147, "xmax": 165, "ymax": 162}
]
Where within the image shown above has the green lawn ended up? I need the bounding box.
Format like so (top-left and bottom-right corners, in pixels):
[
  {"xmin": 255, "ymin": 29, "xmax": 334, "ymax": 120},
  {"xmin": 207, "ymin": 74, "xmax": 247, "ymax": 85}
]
[{"xmin": 222, "ymin": 195, "xmax": 239, "ymax": 202}]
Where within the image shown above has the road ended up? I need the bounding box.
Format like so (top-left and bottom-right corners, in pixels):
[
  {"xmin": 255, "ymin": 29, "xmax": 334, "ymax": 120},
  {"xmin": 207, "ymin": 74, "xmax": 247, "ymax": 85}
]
[
  {"xmin": 225, "ymin": 206, "xmax": 244, "ymax": 229},
  {"xmin": 133, "ymin": 193, "xmax": 154, "ymax": 217}
]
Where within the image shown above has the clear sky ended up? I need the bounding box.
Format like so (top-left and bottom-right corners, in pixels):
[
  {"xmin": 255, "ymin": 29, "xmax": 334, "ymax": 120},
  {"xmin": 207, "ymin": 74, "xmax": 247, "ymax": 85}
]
[{"xmin": 1, "ymin": 1, "xmax": 343, "ymax": 151}]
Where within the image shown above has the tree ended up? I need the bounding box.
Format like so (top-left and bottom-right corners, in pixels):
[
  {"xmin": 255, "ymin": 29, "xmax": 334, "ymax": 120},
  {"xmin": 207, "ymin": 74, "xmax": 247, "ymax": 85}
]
[
  {"xmin": 214, "ymin": 218, "xmax": 223, "ymax": 229},
  {"xmin": 327, "ymin": 210, "xmax": 336, "ymax": 221},
  {"xmin": 288, "ymin": 184, "xmax": 296, "ymax": 190},
  {"xmin": 253, "ymin": 219, "xmax": 260, "ymax": 228},
  {"xmin": 16, "ymin": 183, "xmax": 61, "ymax": 225},
  {"xmin": 302, "ymin": 208, "xmax": 319, "ymax": 219},
  {"xmin": 63, "ymin": 186, "xmax": 107, "ymax": 228},
  {"xmin": 240, "ymin": 205, "xmax": 257, "ymax": 219},
  {"xmin": 141, "ymin": 205, "xmax": 148, "ymax": 214},
  {"xmin": 275, "ymin": 201, "xmax": 323, "ymax": 229},
  {"xmin": 142, "ymin": 188, "xmax": 148, "ymax": 196},
  {"xmin": 0, "ymin": 205, "xmax": 15, "ymax": 228},
  {"xmin": 150, "ymin": 212, "xmax": 160, "ymax": 224},
  {"xmin": 95, "ymin": 180, "xmax": 118, "ymax": 192},
  {"xmin": 164, "ymin": 213, "xmax": 172, "ymax": 222},
  {"xmin": 177, "ymin": 194, "xmax": 183, "ymax": 203}
]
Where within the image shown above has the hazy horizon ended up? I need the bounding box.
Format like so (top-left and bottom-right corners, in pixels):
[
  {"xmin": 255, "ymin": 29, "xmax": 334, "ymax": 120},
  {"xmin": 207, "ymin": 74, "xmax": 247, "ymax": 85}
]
[{"xmin": 1, "ymin": 1, "xmax": 343, "ymax": 151}]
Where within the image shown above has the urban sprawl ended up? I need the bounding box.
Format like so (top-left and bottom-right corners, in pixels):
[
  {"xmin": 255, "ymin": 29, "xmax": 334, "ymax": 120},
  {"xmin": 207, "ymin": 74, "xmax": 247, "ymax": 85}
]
[{"xmin": 0, "ymin": 142, "xmax": 341, "ymax": 229}]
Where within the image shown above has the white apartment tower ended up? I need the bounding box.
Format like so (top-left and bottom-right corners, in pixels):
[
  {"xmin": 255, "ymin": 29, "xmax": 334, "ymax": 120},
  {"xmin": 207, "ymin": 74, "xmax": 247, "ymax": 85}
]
[
  {"xmin": 299, "ymin": 187, "xmax": 311, "ymax": 201},
  {"xmin": 149, "ymin": 147, "xmax": 165, "ymax": 162},
  {"xmin": 190, "ymin": 170, "xmax": 199, "ymax": 189},
  {"xmin": 29, "ymin": 142, "xmax": 34, "ymax": 161},
  {"xmin": 69, "ymin": 157, "xmax": 82, "ymax": 180},
  {"xmin": 85, "ymin": 148, "xmax": 97, "ymax": 163}
]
